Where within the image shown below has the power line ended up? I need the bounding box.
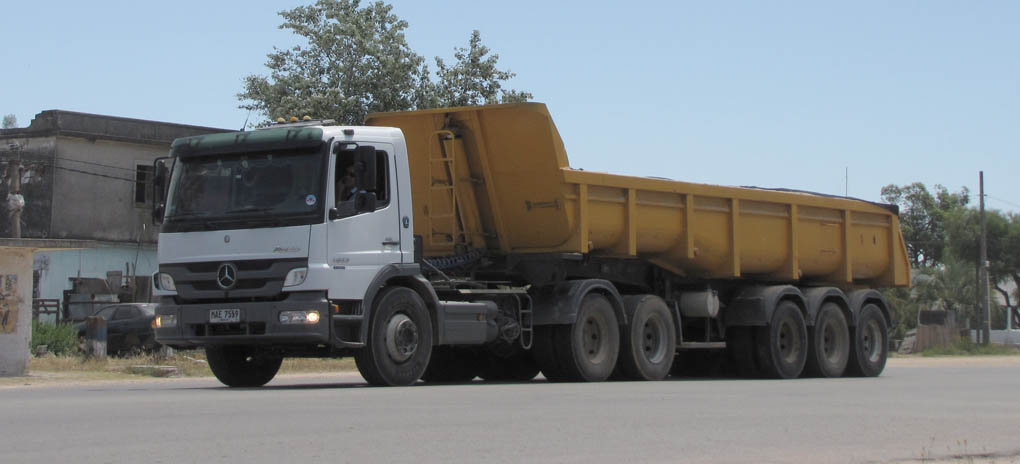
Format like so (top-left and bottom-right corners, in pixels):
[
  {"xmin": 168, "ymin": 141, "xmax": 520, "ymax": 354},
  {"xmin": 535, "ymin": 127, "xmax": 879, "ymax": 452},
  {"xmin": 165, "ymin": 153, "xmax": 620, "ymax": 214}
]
[
  {"xmin": 1, "ymin": 155, "xmax": 149, "ymax": 184},
  {"xmin": 986, "ymin": 195, "xmax": 1020, "ymax": 209},
  {"xmin": 0, "ymin": 153, "xmax": 149, "ymax": 174},
  {"xmin": 52, "ymin": 165, "xmax": 140, "ymax": 184}
]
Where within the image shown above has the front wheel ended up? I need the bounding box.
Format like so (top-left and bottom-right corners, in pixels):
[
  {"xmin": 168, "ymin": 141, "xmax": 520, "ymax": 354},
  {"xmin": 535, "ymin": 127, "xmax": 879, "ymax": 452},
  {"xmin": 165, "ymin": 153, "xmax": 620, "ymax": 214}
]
[
  {"xmin": 205, "ymin": 345, "xmax": 283, "ymax": 387},
  {"xmin": 355, "ymin": 286, "xmax": 433, "ymax": 386}
]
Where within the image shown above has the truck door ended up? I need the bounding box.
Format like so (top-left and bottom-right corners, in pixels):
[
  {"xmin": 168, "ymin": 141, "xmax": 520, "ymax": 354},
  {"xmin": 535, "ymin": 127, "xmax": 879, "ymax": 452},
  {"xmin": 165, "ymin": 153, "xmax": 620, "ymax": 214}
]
[{"xmin": 326, "ymin": 142, "xmax": 402, "ymax": 299}]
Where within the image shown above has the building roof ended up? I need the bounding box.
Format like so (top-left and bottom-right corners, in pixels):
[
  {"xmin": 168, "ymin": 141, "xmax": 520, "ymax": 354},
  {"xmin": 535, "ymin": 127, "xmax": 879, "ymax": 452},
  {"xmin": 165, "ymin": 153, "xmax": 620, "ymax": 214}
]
[{"xmin": 0, "ymin": 110, "xmax": 228, "ymax": 146}]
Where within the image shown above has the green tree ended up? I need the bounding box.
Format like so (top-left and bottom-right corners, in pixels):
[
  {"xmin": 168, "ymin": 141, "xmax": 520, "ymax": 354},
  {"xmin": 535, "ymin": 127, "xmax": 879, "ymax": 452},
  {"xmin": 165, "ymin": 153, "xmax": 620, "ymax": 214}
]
[
  {"xmin": 880, "ymin": 182, "xmax": 969, "ymax": 268},
  {"xmin": 239, "ymin": 1, "xmax": 530, "ymax": 125},
  {"xmin": 239, "ymin": 0, "xmax": 425, "ymax": 125},
  {"xmin": 947, "ymin": 208, "xmax": 1020, "ymax": 320},
  {"xmin": 883, "ymin": 255, "xmax": 980, "ymax": 339},
  {"xmin": 426, "ymin": 30, "xmax": 532, "ymax": 108},
  {"xmin": 2, "ymin": 114, "xmax": 16, "ymax": 129}
]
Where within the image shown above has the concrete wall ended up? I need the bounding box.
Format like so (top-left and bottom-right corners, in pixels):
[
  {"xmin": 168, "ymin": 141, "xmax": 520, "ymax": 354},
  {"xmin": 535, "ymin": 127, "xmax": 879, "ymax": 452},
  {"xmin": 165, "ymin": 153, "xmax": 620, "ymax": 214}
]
[
  {"xmin": 50, "ymin": 137, "xmax": 163, "ymax": 243},
  {"xmin": 0, "ymin": 248, "xmax": 33, "ymax": 376}
]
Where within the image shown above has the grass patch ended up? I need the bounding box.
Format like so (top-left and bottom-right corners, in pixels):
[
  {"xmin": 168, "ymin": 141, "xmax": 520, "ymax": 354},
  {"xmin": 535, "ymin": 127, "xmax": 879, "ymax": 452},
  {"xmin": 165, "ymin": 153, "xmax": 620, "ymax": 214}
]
[
  {"xmin": 31, "ymin": 321, "xmax": 79, "ymax": 356},
  {"xmin": 921, "ymin": 338, "xmax": 1020, "ymax": 357}
]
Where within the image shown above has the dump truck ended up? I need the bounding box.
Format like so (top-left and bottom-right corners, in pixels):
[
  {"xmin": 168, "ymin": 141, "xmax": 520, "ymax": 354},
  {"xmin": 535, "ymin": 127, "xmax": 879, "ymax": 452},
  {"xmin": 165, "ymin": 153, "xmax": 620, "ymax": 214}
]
[{"xmin": 151, "ymin": 103, "xmax": 909, "ymax": 387}]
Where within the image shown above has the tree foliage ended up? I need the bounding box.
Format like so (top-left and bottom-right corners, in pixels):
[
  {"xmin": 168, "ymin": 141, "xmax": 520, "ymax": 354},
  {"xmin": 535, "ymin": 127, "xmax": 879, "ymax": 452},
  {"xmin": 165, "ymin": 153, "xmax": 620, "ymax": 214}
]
[
  {"xmin": 2, "ymin": 114, "xmax": 16, "ymax": 129},
  {"xmin": 879, "ymin": 181, "xmax": 1020, "ymax": 334},
  {"xmin": 947, "ymin": 208, "xmax": 1020, "ymax": 309},
  {"xmin": 423, "ymin": 30, "xmax": 532, "ymax": 108},
  {"xmin": 238, "ymin": 1, "xmax": 530, "ymax": 125},
  {"xmin": 880, "ymin": 182, "xmax": 969, "ymax": 268}
]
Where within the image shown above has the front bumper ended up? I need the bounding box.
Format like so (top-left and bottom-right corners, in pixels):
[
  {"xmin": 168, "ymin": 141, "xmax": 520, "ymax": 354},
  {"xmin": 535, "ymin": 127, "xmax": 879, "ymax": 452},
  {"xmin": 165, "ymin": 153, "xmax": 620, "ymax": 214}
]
[{"xmin": 154, "ymin": 292, "xmax": 330, "ymax": 347}]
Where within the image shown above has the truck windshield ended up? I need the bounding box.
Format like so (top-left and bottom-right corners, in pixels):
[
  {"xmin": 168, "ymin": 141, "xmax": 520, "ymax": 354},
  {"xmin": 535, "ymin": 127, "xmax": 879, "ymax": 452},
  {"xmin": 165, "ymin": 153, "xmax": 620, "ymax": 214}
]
[{"xmin": 163, "ymin": 147, "xmax": 324, "ymax": 229}]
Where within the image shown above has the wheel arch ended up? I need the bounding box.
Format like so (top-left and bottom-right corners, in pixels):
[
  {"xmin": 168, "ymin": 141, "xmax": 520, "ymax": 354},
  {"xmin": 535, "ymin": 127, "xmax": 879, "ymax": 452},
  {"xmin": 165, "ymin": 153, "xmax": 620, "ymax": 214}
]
[
  {"xmin": 847, "ymin": 289, "xmax": 894, "ymax": 328},
  {"xmin": 531, "ymin": 279, "xmax": 627, "ymax": 326},
  {"xmin": 361, "ymin": 264, "xmax": 443, "ymax": 345},
  {"xmin": 723, "ymin": 285, "xmax": 806, "ymax": 327},
  {"xmin": 802, "ymin": 287, "xmax": 851, "ymax": 327}
]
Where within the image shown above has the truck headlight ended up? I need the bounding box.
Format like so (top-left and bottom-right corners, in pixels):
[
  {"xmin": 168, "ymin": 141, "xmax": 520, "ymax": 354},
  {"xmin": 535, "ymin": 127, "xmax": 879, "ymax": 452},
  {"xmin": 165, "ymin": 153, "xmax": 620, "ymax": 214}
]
[
  {"xmin": 283, "ymin": 267, "xmax": 308, "ymax": 287},
  {"xmin": 154, "ymin": 314, "xmax": 177, "ymax": 329},
  {"xmin": 158, "ymin": 273, "xmax": 177, "ymax": 291},
  {"xmin": 279, "ymin": 310, "xmax": 320, "ymax": 324}
]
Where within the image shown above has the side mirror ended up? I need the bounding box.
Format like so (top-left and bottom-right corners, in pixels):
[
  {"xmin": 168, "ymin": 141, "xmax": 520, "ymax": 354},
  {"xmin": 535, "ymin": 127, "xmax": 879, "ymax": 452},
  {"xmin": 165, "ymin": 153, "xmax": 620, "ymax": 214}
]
[
  {"xmin": 151, "ymin": 158, "xmax": 170, "ymax": 225},
  {"xmin": 354, "ymin": 145, "xmax": 377, "ymax": 192}
]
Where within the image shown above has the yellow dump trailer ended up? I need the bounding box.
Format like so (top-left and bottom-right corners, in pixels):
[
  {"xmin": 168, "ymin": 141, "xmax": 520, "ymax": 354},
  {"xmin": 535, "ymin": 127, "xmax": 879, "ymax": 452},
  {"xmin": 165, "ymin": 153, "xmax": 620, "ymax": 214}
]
[{"xmin": 367, "ymin": 103, "xmax": 909, "ymax": 289}]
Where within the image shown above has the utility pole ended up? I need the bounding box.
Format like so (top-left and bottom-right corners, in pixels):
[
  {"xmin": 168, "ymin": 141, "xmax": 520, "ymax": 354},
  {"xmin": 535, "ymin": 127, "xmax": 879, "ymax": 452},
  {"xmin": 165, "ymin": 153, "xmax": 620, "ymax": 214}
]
[
  {"xmin": 5, "ymin": 142, "xmax": 24, "ymax": 239},
  {"xmin": 979, "ymin": 171, "xmax": 990, "ymax": 345}
]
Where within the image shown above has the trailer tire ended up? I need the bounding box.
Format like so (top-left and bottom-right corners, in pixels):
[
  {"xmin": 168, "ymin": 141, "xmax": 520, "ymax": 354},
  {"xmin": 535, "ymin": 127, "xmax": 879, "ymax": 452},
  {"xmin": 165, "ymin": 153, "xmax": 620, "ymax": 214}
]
[
  {"xmin": 754, "ymin": 301, "xmax": 808, "ymax": 379},
  {"xmin": 534, "ymin": 293, "xmax": 620, "ymax": 382},
  {"xmin": 846, "ymin": 304, "xmax": 888, "ymax": 377},
  {"xmin": 615, "ymin": 295, "xmax": 675, "ymax": 381},
  {"xmin": 804, "ymin": 302, "xmax": 850, "ymax": 378},
  {"xmin": 355, "ymin": 286, "xmax": 433, "ymax": 386},
  {"xmin": 205, "ymin": 345, "xmax": 283, "ymax": 388}
]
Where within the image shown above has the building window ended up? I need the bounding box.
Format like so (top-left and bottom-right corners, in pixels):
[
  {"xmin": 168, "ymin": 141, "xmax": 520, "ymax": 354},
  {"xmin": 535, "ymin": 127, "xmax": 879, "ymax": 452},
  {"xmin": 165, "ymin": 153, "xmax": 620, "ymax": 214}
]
[{"xmin": 135, "ymin": 164, "xmax": 153, "ymax": 205}]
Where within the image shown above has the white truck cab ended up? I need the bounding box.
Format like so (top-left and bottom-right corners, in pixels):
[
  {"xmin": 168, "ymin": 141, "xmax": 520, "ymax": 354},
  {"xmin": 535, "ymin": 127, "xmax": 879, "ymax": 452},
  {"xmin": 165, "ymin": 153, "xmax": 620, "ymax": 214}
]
[{"xmin": 152, "ymin": 121, "xmax": 512, "ymax": 386}]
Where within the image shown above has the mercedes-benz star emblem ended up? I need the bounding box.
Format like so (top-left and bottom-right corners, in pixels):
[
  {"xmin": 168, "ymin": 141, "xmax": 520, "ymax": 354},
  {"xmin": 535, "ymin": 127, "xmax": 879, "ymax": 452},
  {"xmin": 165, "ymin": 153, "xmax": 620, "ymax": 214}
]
[{"xmin": 216, "ymin": 263, "xmax": 238, "ymax": 290}]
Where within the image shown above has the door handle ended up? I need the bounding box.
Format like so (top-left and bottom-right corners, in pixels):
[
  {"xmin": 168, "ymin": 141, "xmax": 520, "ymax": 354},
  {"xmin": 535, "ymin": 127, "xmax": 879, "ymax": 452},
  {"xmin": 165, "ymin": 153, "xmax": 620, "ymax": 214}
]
[{"xmin": 382, "ymin": 240, "xmax": 400, "ymax": 246}]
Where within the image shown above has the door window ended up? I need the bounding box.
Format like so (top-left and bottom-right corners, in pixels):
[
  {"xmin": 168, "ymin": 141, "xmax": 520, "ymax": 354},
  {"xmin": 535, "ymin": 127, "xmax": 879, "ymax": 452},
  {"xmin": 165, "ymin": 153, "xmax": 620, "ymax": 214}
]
[{"xmin": 334, "ymin": 148, "xmax": 389, "ymax": 208}]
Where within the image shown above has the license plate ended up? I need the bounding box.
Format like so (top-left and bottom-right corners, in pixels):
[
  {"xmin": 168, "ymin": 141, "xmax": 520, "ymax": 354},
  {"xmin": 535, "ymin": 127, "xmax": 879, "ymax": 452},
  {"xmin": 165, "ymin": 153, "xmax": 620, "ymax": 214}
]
[{"xmin": 209, "ymin": 309, "xmax": 241, "ymax": 324}]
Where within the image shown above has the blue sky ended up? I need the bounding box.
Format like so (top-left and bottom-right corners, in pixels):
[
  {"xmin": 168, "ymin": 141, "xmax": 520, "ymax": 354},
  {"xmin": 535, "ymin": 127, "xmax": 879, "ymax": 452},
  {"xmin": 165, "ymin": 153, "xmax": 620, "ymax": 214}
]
[{"xmin": 4, "ymin": 1, "xmax": 1018, "ymax": 210}]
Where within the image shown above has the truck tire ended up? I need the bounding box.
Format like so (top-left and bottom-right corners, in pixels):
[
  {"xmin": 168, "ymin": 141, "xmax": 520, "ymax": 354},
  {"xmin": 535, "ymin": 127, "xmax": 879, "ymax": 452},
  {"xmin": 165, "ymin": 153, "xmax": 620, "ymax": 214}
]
[
  {"xmin": 421, "ymin": 347, "xmax": 482, "ymax": 383},
  {"xmin": 355, "ymin": 286, "xmax": 434, "ymax": 386},
  {"xmin": 205, "ymin": 345, "xmax": 283, "ymax": 388},
  {"xmin": 615, "ymin": 295, "xmax": 675, "ymax": 381},
  {"xmin": 754, "ymin": 301, "xmax": 808, "ymax": 379},
  {"xmin": 846, "ymin": 304, "xmax": 888, "ymax": 377},
  {"xmin": 533, "ymin": 293, "xmax": 620, "ymax": 382},
  {"xmin": 804, "ymin": 302, "xmax": 850, "ymax": 378},
  {"xmin": 479, "ymin": 349, "xmax": 540, "ymax": 382}
]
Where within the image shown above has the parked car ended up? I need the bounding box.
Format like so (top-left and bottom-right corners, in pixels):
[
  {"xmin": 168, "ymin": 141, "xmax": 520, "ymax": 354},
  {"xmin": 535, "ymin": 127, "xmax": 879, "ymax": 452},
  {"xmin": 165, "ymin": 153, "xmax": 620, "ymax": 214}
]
[{"xmin": 74, "ymin": 303, "xmax": 160, "ymax": 354}]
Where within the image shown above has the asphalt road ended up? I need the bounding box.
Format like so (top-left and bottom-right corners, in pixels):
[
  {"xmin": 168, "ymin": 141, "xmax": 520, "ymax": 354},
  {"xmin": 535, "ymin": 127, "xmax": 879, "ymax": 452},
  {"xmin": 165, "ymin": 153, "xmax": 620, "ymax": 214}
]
[{"xmin": 2, "ymin": 357, "xmax": 1019, "ymax": 464}]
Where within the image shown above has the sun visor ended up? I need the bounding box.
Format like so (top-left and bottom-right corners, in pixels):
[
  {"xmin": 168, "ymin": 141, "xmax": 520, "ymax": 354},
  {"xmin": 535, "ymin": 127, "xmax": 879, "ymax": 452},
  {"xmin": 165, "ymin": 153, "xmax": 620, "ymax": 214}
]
[{"xmin": 170, "ymin": 127, "xmax": 324, "ymax": 158}]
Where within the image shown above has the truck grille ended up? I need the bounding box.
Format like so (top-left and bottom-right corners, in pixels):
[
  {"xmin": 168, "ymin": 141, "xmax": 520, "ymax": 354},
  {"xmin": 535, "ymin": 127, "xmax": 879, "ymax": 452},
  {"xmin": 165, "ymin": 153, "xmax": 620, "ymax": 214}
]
[{"xmin": 160, "ymin": 258, "xmax": 308, "ymax": 302}]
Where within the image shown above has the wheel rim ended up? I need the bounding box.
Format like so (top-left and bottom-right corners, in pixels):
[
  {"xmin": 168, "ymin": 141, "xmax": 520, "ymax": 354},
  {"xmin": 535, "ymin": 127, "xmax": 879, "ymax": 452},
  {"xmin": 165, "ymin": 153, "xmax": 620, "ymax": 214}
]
[
  {"xmin": 861, "ymin": 319, "xmax": 883, "ymax": 364},
  {"xmin": 581, "ymin": 312, "xmax": 610, "ymax": 364},
  {"xmin": 821, "ymin": 318, "xmax": 846, "ymax": 364},
  {"xmin": 385, "ymin": 313, "xmax": 419, "ymax": 363},
  {"xmin": 778, "ymin": 316, "xmax": 803, "ymax": 364},
  {"xmin": 641, "ymin": 314, "xmax": 668, "ymax": 364}
]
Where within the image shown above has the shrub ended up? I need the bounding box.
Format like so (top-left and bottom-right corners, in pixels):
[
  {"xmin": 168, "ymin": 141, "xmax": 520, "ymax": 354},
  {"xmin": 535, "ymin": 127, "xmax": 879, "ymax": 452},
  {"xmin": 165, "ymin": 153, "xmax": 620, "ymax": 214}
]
[{"xmin": 31, "ymin": 321, "xmax": 79, "ymax": 356}]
